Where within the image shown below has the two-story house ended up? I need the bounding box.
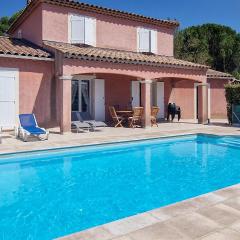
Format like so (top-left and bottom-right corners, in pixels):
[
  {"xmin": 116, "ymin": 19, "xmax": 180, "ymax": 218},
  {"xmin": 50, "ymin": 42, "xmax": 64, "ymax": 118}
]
[{"xmin": 0, "ymin": 0, "xmax": 234, "ymax": 133}]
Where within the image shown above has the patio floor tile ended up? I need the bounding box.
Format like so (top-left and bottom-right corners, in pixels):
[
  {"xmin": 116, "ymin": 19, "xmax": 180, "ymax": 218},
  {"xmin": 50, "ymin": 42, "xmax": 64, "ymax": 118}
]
[
  {"xmin": 57, "ymin": 226, "xmax": 114, "ymax": 240},
  {"xmin": 164, "ymin": 212, "xmax": 221, "ymax": 239},
  {"xmin": 229, "ymin": 220, "xmax": 240, "ymax": 233},
  {"xmin": 188, "ymin": 193, "xmax": 226, "ymax": 209},
  {"xmin": 112, "ymin": 236, "xmax": 134, "ymax": 240},
  {"xmin": 149, "ymin": 201, "xmax": 197, "ymax": 220},
  {"xmin": 128, "ymin": 222, "xmax": 190, "ymax": 240},
  {"xmin": 198, "ymin": 228, "xmax": 240, "ymax": 240},
  {"xmin": 197, "ymin": 203, "xmax": 240, "ymax": 226},
  {"xmin": 214, "ymin": 187, "xmax": 240, "ymax": 199},
  {"xmin": 222, "ymin": 196, "xmax": 240, "ymax": 211},
  {"xmin": 102, "ymin": 212, "xmax": 159, "ymax": 236}
]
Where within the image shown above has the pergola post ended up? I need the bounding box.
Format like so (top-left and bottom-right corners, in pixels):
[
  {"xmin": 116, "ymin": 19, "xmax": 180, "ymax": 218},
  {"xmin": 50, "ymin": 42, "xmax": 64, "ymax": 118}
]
[
  {"xmin": 141, "ymin": 79, "xmax": 152, "ymax": 128},
  {"xmin": 198, "ymin": 80, "xmax": 209, "ymax": 124},
  {"xmin": 58, "ymin": 75, "xmax": 72, "ymax": 134}
]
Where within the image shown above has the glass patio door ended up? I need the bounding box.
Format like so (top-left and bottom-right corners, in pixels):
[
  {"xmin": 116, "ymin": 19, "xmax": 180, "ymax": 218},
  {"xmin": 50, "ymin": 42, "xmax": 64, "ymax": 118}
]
[{"xmin": 71, "ymin": 80, "xmax": 90, "ymax": 113}]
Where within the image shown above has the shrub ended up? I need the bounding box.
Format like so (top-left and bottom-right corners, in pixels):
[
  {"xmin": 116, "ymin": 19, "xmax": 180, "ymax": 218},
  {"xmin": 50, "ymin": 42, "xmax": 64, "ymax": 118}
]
[{"xmin": 225, "ymin": 83, "xmax": 240, "ymax": 124}]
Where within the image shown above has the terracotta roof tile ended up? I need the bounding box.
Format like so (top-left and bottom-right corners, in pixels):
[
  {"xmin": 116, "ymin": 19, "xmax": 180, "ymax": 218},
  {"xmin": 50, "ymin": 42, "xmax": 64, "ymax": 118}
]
[
  {"xmin": 43, "ymin": 41, "xmax": 208, "ymax": 69},
  {"xmin": 0, "ymin": 36, "xmax": 52, "ymax": 59},
  {"xmin": 207, "ymin": 69, "xmax": 233, "ymax": 79},
  {"xmin": 45, "ymin": 0, "xmax": 179, "ymax": 27}
]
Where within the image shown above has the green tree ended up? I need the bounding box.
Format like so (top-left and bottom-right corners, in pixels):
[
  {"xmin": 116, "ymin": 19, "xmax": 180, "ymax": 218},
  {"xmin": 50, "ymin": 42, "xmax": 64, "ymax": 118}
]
[
  {"xmin": 0, "ymin": 10, "xmax": 23, "ymax": 36},
  {"xmin": 175, "ymin": 24, "xmax": 240, "ymax": 79}
]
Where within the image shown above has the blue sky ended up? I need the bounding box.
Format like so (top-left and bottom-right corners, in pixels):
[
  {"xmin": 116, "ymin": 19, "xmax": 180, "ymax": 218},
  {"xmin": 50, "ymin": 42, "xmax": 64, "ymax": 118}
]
[{"xmin": 1, "ymin": 0, "xmax": 240, "ymax": 32}]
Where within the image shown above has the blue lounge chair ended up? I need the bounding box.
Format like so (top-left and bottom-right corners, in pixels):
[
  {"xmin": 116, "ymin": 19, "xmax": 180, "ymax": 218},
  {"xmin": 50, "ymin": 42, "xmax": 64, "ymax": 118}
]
[{"xmin": 18, "ymin": 114, "xmax": 49, "ymax": 142}]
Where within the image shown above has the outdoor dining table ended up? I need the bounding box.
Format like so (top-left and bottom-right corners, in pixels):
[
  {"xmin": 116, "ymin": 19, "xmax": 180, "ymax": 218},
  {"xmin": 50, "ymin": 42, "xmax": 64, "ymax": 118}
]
[
  {"xmin": 116, "ymin": 110, "xmax": 133, "ymax": 122},
  {"xmin": 116, "ymin": 110, "xmax": 133, "ymax": 114}
]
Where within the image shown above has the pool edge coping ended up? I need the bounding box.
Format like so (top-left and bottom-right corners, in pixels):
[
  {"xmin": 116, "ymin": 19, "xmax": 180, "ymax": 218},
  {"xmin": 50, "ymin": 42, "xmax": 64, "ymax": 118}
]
[
  {"xmin": 0, "ymin": 131, "xmax": 237, "ymax": 157},
  {"xmin": 56, "ymin": 183, "xmax": 240, "ymax": 240}
]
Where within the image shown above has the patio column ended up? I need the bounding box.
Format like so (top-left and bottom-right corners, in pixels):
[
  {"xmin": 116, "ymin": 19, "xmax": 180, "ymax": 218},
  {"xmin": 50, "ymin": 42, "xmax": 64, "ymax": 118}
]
[
  {"xmin": 141, "ymin": 79, "xmax": 152, "ymax": 128},
  {"xmin": 59, "ymin": 75, "xmax": 72, "ymax": 134},
  {"xmin": 198, "ymin": 81, "xmax": 209, "ymax": 124}
]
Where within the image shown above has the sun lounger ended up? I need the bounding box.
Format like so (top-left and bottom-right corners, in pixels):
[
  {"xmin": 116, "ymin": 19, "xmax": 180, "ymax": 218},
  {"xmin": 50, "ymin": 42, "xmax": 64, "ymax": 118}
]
[
  {"xmin": 72, "ymin": 112, "xmax": 107, "ymax": 130},
  {"xmin": 18, "ymin": 114, "xmax": 49, "ymax": 142},
  {"xmin": 71, "ymin": 121, "xmax": 91, "ymax": 132}
]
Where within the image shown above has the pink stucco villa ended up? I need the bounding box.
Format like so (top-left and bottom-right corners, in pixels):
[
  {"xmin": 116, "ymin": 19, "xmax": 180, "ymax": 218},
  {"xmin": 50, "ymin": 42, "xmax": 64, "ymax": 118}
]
[{"xmin": 0, "ymin": 0, "xmax": 235, "ymax": 133}]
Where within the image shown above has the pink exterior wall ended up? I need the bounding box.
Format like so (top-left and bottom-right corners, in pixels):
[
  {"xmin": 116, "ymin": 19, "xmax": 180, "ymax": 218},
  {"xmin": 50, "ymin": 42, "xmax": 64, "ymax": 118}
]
[
  {"xmin": 42, "ymin": 3, "xmax": 175, "ymax": 55},
  {"xmin": 0, "ymin": 58, "xmax": 55, "ymax": 127},
  {"xmin": 97, "ymin": 74, "xmax": 133, "ymax": 121},
  {"xmin": 208, "ymin": 78, "xmax": 228, "ymax": 119},
  {"xmin": 172, "ymin": 80, "xmax": 195, "ymax": 119},
  {"xmin": 12, "ymin": 5, "xmax": 43, "ymax": 46},
  {"xmin": 163, "ymin": 79, "xmax": 196, "ymax": 119}
]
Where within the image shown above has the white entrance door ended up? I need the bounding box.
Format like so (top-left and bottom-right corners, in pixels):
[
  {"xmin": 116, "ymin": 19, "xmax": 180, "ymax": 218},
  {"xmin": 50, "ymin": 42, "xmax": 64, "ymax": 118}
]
[
  {"xmin": 156, "ymin": 82, "xmax": 164, "ymax": 119},
  {"xmin": 93, "ymin": 79, "xmax": 105, "ymax": 121},
  {"xmin": 131, "ymin": 81, "xmax": 140, "ymax": 107},
  {"xmin": 0, "ymin": 68, "xmax": 18, "ymax": 128}
]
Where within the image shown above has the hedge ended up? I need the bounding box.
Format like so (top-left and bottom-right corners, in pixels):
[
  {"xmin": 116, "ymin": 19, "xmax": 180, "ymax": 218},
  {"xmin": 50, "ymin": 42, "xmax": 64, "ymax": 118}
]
[{"xmin": 225, "ymin": 83, "xmax": 240, "ymax": 124}]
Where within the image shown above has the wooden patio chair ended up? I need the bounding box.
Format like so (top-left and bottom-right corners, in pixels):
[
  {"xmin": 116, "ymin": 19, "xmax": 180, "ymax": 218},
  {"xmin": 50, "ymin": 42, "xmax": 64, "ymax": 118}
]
[
  {"xmin": 128, "ymin": 107, "xmax": 144, "ymax": 128},
  {"xmin": 151, "ymin": 106, "xmax": 160, "ymax": 127},
  {"xmin": 109, "ymin": 106, "xmax": 124, "ymax": 127}
]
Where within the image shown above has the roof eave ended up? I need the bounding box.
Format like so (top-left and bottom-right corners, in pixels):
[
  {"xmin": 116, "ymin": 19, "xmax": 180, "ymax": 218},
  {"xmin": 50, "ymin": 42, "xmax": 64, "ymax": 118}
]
[
  {"xmin": 8, "ymin": 0, "xmax": 179, "ymax": 34},
  {"xmin": 0, "ymin": 53, "xmax": 54, "ymax": 61},
  {"xmin": 8, "ymin": 0, "xmax": 42, "ymax": 34},
  {"xmin": 207, "ymin": 75, "xmax": 234, "ymax": 80},
  {"xmin": 64, "ymin": 53, "xmax": 208, "ymax": 71},
  {"xmin": 44, "ymin": 0, "xmax": 179, "ymax": 28}
]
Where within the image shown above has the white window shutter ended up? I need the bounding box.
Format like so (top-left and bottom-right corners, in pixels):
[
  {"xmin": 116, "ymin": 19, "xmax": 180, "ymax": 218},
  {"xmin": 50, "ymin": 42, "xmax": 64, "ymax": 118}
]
[
  {"xmin": 138, "ymin": 28, "xmax": 150, "ymax": 52},
  {"xmin": 150, "ymin": 30, "xmax": 158, "ymax": 54},
  {"xmin": 85, "ymin": 17, "xmax": 96, "ymax": 46},
  {"xmin": 70, "ymin": 15, "xmax": 84, "ymax": 44}
]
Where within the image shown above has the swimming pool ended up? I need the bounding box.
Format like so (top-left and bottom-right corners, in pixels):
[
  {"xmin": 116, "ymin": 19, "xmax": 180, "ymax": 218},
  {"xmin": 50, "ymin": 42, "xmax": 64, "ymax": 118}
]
[{"xmin": 0, "ymin": 134, "xmax": 240, "ymax": 239}]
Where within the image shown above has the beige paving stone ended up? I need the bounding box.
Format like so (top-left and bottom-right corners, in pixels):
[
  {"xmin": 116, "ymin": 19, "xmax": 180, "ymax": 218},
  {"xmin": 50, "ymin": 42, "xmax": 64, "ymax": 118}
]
[
  {"xmin": 56, "ymin": 226, "xmax": 114, "ymax": 240},
  {"xmin": 112, "ymin": 236, "xmax": 134, "ymax": 240},
  {"xmin": 164, "ymin": 212, "xmax": 221, "ymax": 239},
  {"xmin": 223, "ymin": 196, "xmax": 240, "ymax": 211},
  {"xmin": 197, "ymin": 203, "xmax": 240, "ymax": 226},
  {"xmin": 198, "ymin": 228, "xmax": 240, "ymax": 240},
  {"xmin": 128, "ymin": 222, "xmax": 190, "ymax": 240},
  {"xmin": 149, "ymin": 200, "xmax": 197, "ymax": 220},
  {"xmin": 188, "ymin": 193, "xmax": 226, "ymax": 209},
  {"xmin": 102, "ymin": 212, "xmax": 159, "ymax": 236},
  {"xmin": 214, "ymin": 186, "xmax": 240, "ymax": 199},
  {"xmin": 148, "ymin": 209, "xmax": 171, "ymax": 222},
  {"xmin": 230, "ymin": 220, "xmax": 240, "ymax": 233}
]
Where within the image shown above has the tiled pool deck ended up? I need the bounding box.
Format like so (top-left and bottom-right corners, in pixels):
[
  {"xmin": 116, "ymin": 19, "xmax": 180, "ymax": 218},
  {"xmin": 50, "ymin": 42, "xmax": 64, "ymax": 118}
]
[
  {"xmin": 58, "ymin": 184, "xmax": 240, "ymax": 240},
  {"xmin": 1, "ymin": 121, "xmax": 240, "ymax": 240},
  {"xmin": 1, "ymin": 121, "xmax": 239, "ymax": 154}
]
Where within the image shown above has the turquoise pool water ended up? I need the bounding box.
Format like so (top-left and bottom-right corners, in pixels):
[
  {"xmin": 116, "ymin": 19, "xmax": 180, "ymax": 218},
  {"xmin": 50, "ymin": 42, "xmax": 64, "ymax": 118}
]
[{"xmin": 0, "ymin": 134, "xmax": 240, "ymax": 239}]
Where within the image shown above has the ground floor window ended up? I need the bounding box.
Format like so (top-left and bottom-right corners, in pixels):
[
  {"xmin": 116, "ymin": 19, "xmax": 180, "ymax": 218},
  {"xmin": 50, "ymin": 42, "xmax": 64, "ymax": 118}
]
[{"xmin": 71, "ymin": 80, "xmax": 90, "ymax": 113}]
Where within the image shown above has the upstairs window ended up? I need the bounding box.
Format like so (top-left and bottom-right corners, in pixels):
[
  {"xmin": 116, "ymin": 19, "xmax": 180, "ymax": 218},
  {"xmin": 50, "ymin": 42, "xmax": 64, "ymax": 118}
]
[
  {"xmin": 137, "ymin": 28, "xmax": 157, "ymax": 54},
  {"xmin": 69, "ymin": 14, "xmax": 96, "ymax": 46}
]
